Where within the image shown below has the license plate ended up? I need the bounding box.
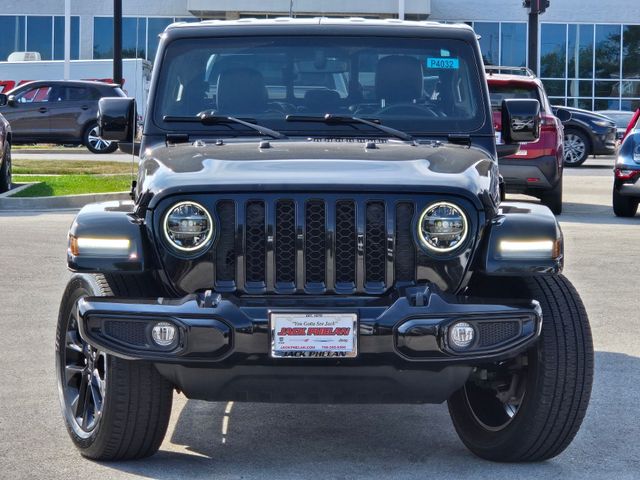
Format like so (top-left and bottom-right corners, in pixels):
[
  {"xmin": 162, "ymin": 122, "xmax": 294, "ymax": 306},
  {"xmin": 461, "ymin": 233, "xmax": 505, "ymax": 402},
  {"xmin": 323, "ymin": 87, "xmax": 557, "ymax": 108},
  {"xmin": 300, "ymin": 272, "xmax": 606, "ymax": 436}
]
[{"xmin": 270, "ymin": 312, "xmax": 358, "ymax": 358}]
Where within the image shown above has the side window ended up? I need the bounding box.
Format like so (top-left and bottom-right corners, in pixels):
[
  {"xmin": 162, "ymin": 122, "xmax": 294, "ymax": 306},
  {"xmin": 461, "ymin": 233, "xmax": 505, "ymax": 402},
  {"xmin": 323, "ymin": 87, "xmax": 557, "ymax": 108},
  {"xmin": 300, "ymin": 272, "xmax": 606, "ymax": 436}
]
[
  {"xmin": 16, "ymin": 86, "xmax": 52, "ymax": 103},
  {"xmin": 90, "ymin": 88, "xmax": 103, "ymax": 100},
  {"xmin": 66, "ymin": 87, "xmax": 90, "ymax": 101}
]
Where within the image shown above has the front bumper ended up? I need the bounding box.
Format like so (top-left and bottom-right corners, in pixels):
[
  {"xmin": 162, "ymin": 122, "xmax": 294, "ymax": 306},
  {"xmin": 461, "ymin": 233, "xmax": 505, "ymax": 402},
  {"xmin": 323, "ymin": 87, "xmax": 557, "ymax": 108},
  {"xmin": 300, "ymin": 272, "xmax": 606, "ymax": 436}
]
[
  {"xmin": 77, "ymin": 285, "xmax": 542, "ymax": 403},
  {"xmin": 592, "ymin": 127, "xmax": 617, "ymax": 155}
]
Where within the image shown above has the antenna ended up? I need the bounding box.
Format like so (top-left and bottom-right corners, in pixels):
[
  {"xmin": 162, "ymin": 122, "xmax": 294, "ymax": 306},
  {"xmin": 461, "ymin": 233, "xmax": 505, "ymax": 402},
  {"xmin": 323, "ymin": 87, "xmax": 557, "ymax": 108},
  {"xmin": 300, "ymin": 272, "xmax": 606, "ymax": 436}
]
[{"xmin": 289, "ymin": 0, "xmax": 294, "ymax": 17}]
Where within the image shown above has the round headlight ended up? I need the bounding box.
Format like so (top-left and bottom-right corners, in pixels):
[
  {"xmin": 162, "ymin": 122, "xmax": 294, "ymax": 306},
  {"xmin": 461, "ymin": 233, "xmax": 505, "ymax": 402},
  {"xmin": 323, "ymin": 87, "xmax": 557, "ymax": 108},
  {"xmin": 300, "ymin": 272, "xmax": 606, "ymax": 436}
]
[
  {"xmin": 418, "ymin": 202, "xmax": 468, "ymax": 253},
  {"xmin": 163, "ymin": 201, "xmax": 214, "ymax": 252}
]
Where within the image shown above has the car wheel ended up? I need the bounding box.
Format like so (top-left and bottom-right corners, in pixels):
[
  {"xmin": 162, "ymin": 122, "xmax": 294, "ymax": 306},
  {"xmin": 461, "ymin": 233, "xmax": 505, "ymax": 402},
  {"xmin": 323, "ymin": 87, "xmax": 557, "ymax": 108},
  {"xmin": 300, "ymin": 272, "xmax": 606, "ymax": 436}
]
[
  {"xmin": 448, "ymin": 275, "xmax": 593, "ymax": 462},
  {"xmin": 56, "ymin": 273, "xmax": 173, "ymax": 460},
  {"xmin": 612, "ymin": 188, "xmax": 639, "ymax": 217},
  {"xmin": 84, "ymin": 124, "xmax": 118, "ymax": 154},
  {"xmin": 563, "ymin": 129, "xmax": 589, "ymax": 167},
  {"xmin": 539, "ymin": 178, "xmax": 563, "ymax": 215},
  {"xmin": 0, "ymin": 141, "xmax": 11, "ymax": 193}
]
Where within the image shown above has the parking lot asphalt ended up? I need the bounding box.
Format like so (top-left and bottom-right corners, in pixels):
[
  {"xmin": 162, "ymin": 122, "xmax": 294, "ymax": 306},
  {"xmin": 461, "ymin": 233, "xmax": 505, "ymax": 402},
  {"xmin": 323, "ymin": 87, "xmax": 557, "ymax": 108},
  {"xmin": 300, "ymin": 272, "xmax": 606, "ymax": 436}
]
[{"xmin": 1, "ymin": 156, "xmax": 639, "ymax": 480}]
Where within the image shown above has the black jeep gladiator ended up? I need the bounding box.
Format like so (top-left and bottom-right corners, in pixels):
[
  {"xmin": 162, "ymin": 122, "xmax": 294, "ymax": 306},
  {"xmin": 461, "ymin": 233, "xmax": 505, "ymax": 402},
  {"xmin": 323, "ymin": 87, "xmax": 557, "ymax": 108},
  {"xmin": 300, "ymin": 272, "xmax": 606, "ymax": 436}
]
[{"xmin": 56, "ymin": 18, "xmax": 593, "ymax": 463}]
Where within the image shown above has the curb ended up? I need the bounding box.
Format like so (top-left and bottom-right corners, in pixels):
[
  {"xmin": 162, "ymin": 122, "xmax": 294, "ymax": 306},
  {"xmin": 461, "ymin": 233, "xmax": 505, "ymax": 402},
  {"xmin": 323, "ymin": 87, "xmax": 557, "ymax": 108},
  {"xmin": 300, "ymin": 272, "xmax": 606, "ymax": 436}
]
[
  {"xmin": 14, "ymin": 149, "xmax": 89, "ymax": 155},
  {"xmin": 0, "ymin": 190, "xmax": 130, "ymax": 210}
]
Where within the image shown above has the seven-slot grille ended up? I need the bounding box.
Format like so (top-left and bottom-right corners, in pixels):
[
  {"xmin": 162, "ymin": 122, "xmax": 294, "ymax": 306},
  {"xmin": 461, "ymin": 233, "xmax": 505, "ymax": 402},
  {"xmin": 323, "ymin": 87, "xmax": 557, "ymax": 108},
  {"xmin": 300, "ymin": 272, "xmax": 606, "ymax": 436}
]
[{"xmin": 214, "ymin": 197, "xmax": 417, "ymax": 295}]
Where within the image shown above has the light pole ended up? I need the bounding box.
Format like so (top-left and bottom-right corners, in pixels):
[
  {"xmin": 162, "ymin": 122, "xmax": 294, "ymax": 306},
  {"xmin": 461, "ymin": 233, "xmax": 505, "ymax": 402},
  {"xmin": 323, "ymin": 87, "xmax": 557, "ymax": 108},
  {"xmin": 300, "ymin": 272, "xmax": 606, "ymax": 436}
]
[
  {"xmin": 399, "ymin": 0, "xmax": 405, "ymax": 20},
  {"xmin": 114, "ymin": 0, "xmax": 123, "ymax": 86},
  {"xmin": 523, "ymin": 0, "xmax": 550, "ymax": 75},
  {"xmin": 64, "ymin": 0, "xmax": 70, "ymax": 80}
]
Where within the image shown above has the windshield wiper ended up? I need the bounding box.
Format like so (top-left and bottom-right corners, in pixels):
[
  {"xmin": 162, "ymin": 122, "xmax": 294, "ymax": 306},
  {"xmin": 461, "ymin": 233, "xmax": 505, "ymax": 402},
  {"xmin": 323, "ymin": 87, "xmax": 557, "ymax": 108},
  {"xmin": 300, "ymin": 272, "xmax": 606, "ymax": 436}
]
[
  {"xmin": 163, "ymin": 111, "xmax": 287, "ymax": 139},
  {"xmin": 285, "ymin": 114, "xmax": 414, "ymax": 142}
]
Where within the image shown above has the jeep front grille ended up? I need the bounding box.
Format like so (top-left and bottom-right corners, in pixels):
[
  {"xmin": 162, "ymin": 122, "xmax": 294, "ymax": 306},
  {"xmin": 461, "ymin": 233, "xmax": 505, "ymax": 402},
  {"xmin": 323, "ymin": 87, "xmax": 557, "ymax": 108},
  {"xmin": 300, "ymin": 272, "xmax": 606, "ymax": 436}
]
[{"xmin": 213, "ymin": 196, "xmax": 417, "ymax": 295}]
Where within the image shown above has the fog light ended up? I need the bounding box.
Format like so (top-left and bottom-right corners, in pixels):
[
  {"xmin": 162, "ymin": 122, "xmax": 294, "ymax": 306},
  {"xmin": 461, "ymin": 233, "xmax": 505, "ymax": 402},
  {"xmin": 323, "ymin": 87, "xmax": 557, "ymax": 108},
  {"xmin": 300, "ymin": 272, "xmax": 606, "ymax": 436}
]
[
  {"xmin": 151, "ymin": 322, "xmax": 177, "ymax": 347},
  {"xmin": 449, "ymin": 322, "xmax": 475, "ymax": 349}
]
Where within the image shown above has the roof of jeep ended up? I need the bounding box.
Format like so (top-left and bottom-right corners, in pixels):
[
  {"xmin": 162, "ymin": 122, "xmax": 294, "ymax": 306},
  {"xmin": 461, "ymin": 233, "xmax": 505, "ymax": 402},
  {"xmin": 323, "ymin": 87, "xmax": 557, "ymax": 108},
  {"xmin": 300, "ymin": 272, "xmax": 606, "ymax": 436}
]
[{"xmin": 162, "ymin": 17, "xmax": 477, "ymax": 41}]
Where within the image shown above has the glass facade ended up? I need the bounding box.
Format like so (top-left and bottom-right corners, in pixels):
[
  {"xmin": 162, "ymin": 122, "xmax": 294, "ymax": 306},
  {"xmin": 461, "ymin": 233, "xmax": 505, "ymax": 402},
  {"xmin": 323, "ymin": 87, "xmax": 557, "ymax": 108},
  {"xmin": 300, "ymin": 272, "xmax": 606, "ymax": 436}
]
[
  {"xmin": 541, "ymin": 23, "xmax": 640, "ymax": 111},
  {"xmin": 0, "ymin": 15, "xmax": 79, "ymax": 62},
  {"xmin": 471, "ymin": 22, "xmax": 527, "ymax": 67},
  {"xmin": 93, "ymin": 16, "xmax": 202, "ymax": 62}
]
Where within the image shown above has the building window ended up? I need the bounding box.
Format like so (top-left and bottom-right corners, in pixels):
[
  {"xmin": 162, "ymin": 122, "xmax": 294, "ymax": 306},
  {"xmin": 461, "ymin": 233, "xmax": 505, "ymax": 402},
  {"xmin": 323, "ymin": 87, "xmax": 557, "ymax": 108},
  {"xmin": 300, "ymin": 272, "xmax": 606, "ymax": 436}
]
[
  {"xmin": 26, "ymin": 16, "xmax": 53, "ymax": 61},
  {"xmin": 567, "ymin": 24, "xmax": 593, "ymax": 79},
  {"xmin": 595, "ymin": 24, "xmax": 621, "ymax": 79},
  {"xmin": 0, "ymin": 16, "xmax": 26, "ymax": 61},
  {"xmin": 500, "ymin": 23, "xmax": 527, "ymax": 67},
  {"xmin": 94, "ymin": 16, "xmax": 194, "ymax": 62},
  {"xmin": 540, "ymin": 23, "xmax": 566, "ymax": 78},
  {"xmin": 53, "ymin": 16, "xmax": 80, "ymax": 60},
  {"xmin": 0, "ymin": 15, "xmax": 80, "ymax": 62},
  {"xmin": 474, "ymin": 22, "xmax": 499, "ymax": 65},
  {"xmin": 123, "ymin": 17, "xmax": 147, "ymax": 59},
  {"xmin": 541, "ymin": 22, "xmax": 640, "ymax": 111}
]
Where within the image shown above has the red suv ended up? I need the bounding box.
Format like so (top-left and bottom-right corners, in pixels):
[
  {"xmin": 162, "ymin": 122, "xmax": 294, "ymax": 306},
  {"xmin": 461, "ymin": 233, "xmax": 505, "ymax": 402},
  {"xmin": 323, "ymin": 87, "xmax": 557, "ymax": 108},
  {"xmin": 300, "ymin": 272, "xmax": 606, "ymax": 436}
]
[{"xmin": 487, "ymin": 67, "xmax": 564, "ymax": 214}]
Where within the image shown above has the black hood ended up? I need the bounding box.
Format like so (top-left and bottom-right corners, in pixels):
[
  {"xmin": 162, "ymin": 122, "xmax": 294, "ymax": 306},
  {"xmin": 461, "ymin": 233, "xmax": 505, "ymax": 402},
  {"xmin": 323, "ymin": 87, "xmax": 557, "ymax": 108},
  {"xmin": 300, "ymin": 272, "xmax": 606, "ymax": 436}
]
[{"xmin": 138, "ymin": 139, "xmax": 500, "ymax": 211}]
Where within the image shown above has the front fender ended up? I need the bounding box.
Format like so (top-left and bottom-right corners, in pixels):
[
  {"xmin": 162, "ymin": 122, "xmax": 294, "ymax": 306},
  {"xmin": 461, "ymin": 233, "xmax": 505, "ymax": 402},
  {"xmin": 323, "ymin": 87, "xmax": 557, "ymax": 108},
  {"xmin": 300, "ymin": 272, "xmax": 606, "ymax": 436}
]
[
  {"xmin": 479, "ymin": 202, "xmax": 563, "ymax": 276},
  {"xmin": 67, "ymin": 200, "xmax": 148, "ymax": 273}
]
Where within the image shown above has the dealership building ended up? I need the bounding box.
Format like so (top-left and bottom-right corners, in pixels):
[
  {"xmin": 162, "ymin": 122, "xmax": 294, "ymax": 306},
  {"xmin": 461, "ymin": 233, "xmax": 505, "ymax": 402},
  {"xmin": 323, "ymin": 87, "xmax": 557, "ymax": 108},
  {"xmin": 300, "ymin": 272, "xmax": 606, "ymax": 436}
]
[{"xmin": 1, "ymin": 0, "xmax": 639, "ymax": 110}]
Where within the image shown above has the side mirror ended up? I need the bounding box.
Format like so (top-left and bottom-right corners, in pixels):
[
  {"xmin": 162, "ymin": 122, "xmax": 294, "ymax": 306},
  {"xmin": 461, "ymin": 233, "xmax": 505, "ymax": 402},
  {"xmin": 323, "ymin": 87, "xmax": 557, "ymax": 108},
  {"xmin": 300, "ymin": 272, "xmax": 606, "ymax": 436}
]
[
  {"xmin": 3, "ymin": 94, "xmax": 17, "ymax": 107},
  {"xmin": 98, "ymin": 97, "xmax": 136, "ymax": 142},
  {"xmin": 501, "ymin": 99, "xmax": 541, "ymax": 144}
]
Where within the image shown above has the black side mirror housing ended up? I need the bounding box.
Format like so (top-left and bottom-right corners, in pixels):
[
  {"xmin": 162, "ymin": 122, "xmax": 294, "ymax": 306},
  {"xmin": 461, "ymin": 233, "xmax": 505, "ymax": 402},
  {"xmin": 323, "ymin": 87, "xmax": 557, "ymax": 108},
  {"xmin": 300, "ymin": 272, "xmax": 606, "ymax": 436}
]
[
  {"xmin": 98, "ymin": 97, "xmax": 136, "ymax": 142},
  {"xmin": 501, "ymin": 99, "xmax": 541, "ymax": 144},
  {"xmin": 1, "ymin": 94, "xmax": 17, "ymax": 107}
]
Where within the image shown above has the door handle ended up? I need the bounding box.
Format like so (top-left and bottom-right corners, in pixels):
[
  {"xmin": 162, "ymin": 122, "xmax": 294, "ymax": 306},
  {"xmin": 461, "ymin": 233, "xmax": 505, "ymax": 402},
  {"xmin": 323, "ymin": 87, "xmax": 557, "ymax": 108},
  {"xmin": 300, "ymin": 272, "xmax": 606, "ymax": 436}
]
[
  {"xmin": 38, "ymin": 107, "xmax": 48, "ymax": 113},
  {"xmin": 81, "ymin": 105, "xmax": 89, "ymax": 110}
]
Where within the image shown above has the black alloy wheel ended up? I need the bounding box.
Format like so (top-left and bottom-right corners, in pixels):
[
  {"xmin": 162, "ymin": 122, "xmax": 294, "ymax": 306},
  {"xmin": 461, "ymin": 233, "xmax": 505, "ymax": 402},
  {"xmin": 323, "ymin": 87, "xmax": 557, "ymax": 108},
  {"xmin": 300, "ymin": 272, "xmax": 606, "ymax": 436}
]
[{"xmin": 60, "ymin": 313, "xmax": 107, "ymax": 436}]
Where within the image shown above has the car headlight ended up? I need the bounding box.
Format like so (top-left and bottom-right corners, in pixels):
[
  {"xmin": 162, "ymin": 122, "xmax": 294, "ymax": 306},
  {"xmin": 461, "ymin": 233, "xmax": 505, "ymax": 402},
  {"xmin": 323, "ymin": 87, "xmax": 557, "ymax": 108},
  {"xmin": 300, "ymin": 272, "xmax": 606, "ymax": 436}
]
[
  {"xmin": 163, "ymin": 201, "xmax": 214, "ymax": 252},
  {"xmin": 418, "ymin": 202, "xmax": 468, "ymax": 253},
  {"xmin": 593, "ymin": 119, "xmax": 614, "ymax": 128}
]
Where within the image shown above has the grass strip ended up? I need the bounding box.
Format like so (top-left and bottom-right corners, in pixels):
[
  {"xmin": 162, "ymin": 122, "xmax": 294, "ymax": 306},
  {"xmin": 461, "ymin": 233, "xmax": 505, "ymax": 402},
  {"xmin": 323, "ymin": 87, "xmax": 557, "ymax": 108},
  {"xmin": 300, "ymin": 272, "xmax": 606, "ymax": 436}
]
[
  {"xmin": 13, "ymin": 160, "xmax": 136, "ymax": 175},
  {"xmin": 11, "ymin": 175, "xmax": 131, "ymax": 197}
]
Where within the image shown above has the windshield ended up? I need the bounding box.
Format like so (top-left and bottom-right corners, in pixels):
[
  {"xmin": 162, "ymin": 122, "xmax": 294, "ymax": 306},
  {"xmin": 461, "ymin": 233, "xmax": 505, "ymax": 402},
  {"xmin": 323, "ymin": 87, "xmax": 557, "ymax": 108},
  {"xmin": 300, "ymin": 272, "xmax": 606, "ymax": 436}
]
[{"xmin": 153, "ymin": 35, "xmax": 486, "ymax": 136}]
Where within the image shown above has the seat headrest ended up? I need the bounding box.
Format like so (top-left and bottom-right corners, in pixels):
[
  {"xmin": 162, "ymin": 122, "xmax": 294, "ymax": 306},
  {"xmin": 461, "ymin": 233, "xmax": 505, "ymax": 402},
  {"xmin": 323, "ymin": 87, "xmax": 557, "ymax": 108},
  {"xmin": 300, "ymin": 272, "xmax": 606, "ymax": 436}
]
[
  {"xmin": 375, "ymin": 55, "xmax": 424, "ymax": 104},
  {"xmin": 216, "ymin": 68, "xmax": 268, "ymax": 114}
]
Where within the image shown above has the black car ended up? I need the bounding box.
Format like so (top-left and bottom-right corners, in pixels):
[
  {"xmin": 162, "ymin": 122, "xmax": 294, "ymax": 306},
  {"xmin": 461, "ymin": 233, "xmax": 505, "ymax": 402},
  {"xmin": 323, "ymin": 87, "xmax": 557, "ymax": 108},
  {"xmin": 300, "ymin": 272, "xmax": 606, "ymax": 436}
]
[
  {"xmin": 0, "ymin": 105, "xmax": 11, "ymax": 192},
  {"xmin": 55, "ymin": 19, "xmax": 593, "ymax": 463},
  {"xmin": 0, "ymin": 80, "xmax": 125, "ymax": 154},
  {"xmin": 552, "ymin": 105, "xmax": 617, "ymax": 167}
]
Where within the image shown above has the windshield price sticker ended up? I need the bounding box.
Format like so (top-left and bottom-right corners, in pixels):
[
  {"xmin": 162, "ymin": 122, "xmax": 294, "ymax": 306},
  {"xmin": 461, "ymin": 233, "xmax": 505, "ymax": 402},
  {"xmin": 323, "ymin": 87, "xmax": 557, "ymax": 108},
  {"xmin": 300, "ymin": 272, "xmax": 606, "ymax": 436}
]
[
  {"xmin": 426, "ymin": 57, "xmax": 460, "ymax": 69},
  {"xmin": 270, "ymin": 313, "xmax": 358, "ymax": 358}
]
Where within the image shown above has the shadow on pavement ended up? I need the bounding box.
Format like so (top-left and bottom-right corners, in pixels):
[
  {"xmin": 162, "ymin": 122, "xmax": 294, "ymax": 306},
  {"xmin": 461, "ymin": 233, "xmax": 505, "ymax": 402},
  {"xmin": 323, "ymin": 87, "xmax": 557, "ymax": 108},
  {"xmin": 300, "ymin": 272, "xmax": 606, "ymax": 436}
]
[{"xmin": 101, "ymin": 351, "xmax": 639, "ymax": 480}]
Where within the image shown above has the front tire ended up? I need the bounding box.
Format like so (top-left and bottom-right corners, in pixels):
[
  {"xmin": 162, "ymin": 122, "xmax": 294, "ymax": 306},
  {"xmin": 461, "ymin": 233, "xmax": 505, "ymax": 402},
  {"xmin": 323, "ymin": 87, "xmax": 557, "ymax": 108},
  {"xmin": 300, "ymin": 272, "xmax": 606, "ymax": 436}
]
[
  {"xmin": 563, "ymin": 129, "xmax": 590, "ymax": 167},
  {"xmin": 448, "ymin": 275, "xmax": 593, "ymax": 462},
  {"xmin": 84, "ymin": 123, "xmax": 118, "ymax": 154},
  {"xmin": 56, "ymin": 274, "xmax": 173, "ymax": 460},
  {"xmin": 612, "ymin": 188, "xmax": 639, "ymax": 217},
  {"xmin": 0, "ymin": 141, "xmax": 12, "ymax": 193}
]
